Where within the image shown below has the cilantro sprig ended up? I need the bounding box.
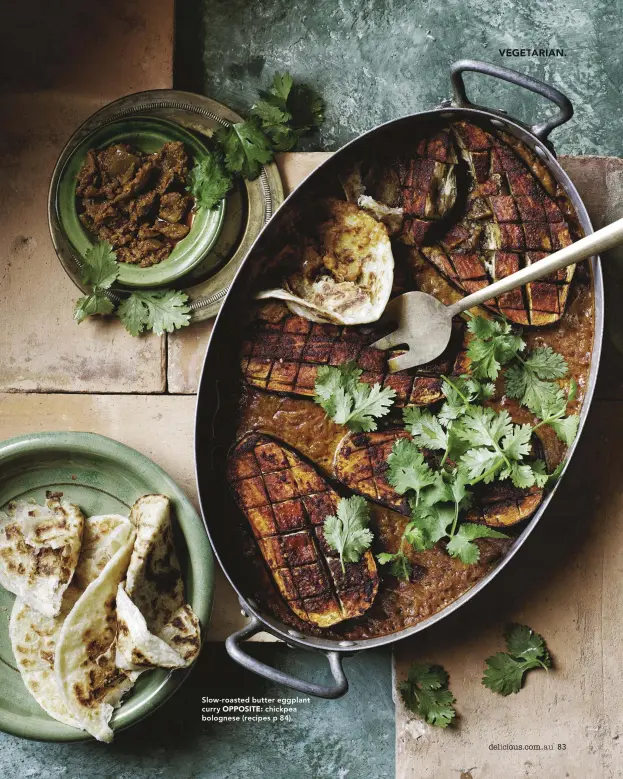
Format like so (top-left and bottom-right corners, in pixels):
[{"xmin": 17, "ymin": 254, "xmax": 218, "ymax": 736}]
[
  {"xmin": 314, "ymin": 362, "xmax": 396, "ymax": 432},
  {"xmin": 188, "ymin": 71, "xmax": 325, "ymax": 197},
  {"xmin": 399, "ymin": 663, "xmax": 457, "ymax": 728},
  {"xmin": 467, "ymin": 313, "xmax": 580, "ymax": 445},
  {"xmin": 73, "ymin": 242, "xmax": 119, "ymax": 323},
  {"xmin": 323, "ymin": 495, "xmax": 373, "ymax": 572},
  {"xmin": 482, "ymin": 624, "xmax": 552, "ymax": 695},
  {"xmin": 187, "ymin": 150, "xmax": 233, "ymax": 210},
  {"xmin": 73, "ymin": 242, "xmax": 191, "ymax": 336}
]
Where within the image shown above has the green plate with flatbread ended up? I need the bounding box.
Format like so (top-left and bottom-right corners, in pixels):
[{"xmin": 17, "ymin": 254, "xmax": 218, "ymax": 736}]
[{"xmin": 0, "ymin": 431, "xmax": 214, "ymax": 742}]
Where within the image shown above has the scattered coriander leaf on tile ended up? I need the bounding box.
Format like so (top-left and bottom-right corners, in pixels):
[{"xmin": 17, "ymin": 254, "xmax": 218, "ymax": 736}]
[
  {"xmin": 399, "ymin": 663, "xmax": 456, "ymax": 728},
  {"xmin": 118, "ymin": 290, "xmax": 191, "ymax": 336},
  {"xmin": 482, "ymin": 623, "xmax": 551, "ymax": 695}
]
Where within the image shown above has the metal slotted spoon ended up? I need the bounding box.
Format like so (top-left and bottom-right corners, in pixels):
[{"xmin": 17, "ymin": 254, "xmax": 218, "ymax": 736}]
[{"xmin": 372, "ymin": 217, "xmax": 623, "ymax": 373}]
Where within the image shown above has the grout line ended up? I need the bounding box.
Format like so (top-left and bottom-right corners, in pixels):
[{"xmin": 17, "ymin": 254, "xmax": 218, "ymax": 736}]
[{"xmin": 0, "ymin": 389, "xmax": 198, "ymax": 397}]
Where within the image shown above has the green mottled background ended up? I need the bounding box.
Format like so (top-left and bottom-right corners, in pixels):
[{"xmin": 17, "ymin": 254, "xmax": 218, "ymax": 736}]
[{"xmin": 176, "ymin": 0, "xmax": 623, "ymax": 155}]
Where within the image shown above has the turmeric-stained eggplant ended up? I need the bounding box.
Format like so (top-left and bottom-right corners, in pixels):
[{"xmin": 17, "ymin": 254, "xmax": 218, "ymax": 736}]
[
  {"xmin": 333, "ymin": 429, "xmax": 544, "ymax": 527},
  {"xmin": 241, "ymin": 304, "xmax": 467, "ymax": 408},
  {"xmin": 227, "ymin": 432, "xmax": 379, "ymax": 627}
]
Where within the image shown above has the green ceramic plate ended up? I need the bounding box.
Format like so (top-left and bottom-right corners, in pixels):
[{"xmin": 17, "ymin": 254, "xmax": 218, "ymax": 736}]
[
  {"xmin": 0, "ymin": 431, "xmax": 214, "ymax": 742},
  {"xmin": 56, "ymin": 117, "xmax": 226, "ymax": 288}
]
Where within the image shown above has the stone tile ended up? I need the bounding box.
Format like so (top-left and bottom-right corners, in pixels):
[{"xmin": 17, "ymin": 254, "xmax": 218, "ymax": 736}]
[
  {"xmin": 1, "ymin": 0, "xmax": 173, "ymax": 393},
  {"xmin": 0, "ymin": 645, "xmax": 394, "ymax": 778}
]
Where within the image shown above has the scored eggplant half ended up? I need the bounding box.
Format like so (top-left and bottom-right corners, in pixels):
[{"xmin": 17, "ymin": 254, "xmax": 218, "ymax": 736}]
[
  {"xmin": 241, "ymin": 303, "xmax": 469, "ymax": 408},
  {"xmin": 363, "ymin": 120, "xmax": 579, "ymax": 326},
  {"xmin": 333, "ymin": 429, "xmax": 544, "ymax": 528},
  {"xmin": 227, "ymin": 432, "xmax": 379, "ymax": 627}
]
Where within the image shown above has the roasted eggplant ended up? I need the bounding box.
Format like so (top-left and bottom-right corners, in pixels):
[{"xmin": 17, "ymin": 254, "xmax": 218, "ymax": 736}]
[
  {"xmin": 227, "ymin": 432, "xmax": 379, "ymax": 627},
  {"xmin": 333, "ymin": 429, "xmax": 544, "ymax": 527},
  {"xmin": 371, "ymin": 120, "xmax": 578, "ymax": 326},
  {"xmin": 241, "ymin": 304, "xmax": 468, "ymax": 407}
]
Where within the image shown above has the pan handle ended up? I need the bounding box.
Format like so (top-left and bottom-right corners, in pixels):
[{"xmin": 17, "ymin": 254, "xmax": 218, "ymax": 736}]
[
  {"xmin": 225, "ymin": 615, "xmax": 349, "ymax": 699},
  {"xmin": 450, "ymin": 59, "xmax": 573, "ymax": 143}
]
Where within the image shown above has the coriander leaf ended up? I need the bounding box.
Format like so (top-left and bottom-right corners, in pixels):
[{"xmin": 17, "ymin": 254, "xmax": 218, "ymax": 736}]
[
  {"xmin": 524, "ymin": 347, "xmax": 568, "ymax": 380},
  {"xmin": 458, "ymin": 406, "xmax": 513, "ymax": 450},
  {"xmin": 399, "ymin": 663, "xmax": 456, "ymax": 728},
  {"xmin": 505, "ymin": 363, "xmax": 564, "ymax": 419},
  {"xmin": 446, "ymin": 523, "xmax": 508, "ymax": 565},
  {"xmin": 531, "ymin": 459, "xmax": 550, "ymax": 488},
  {"xmin": 323, "ymin": 495, "xmax": 373, "ymax": 572},
  {"xmin": 347, "ymin": 383, "xmax": 397, "ymax": 431},
  {"xmin": 267, "ymin": 71, "xmax": 294, "ymax": 103},
  {"xmin": 387, "ymin": 439, "xmax": 436, "ymax": 497},
  {"xmin": 313, "ymin": 363, "xmax": 395, "ymax": 431},
  {"xmin": 549, "ymin": 414, "xmax": 580, "ymax": 445},
  {"xmin": 482, "ymin": 624, "xmax": 551, "ymax": 695},
  {"xmin": 118, "ymin": 290, "xmax": 191, "ymax": 336},
  {"xmin": 482, "ymin": 652, "xmax": 529, "ymax": 695},
  {"xmin": 81, "ymin": 241, "xmax": 119, "ymax": 290},
  {"xmin": 251, "ymin": 100, "xmax": 291, "ymax": 127},
  {"xmin": 419, "ymin": 473, "xmax": 453, "ymax": 508},
  {"xmin": 502, "ymin": 461, "xmax": 537, "ymax": 489},
  {"xmin": 504, "ymin": 624, "xmax": 551, "ymax": 668},
  {"xmin": 73, "ymin": 290, "xmax": 115, "ymax": 323},
  {"xmin": 215, "ymin": 117, "xmax": 273, "ymax": 180},
  {"xmin": 411, "ymin": 504, "xmax": 455, "ymax": 546},
  {"xmin": 500, "ymin": 423, "xmax": 533, "ymax": 461},
  {"xmin": 466, "ymin": 314, "xmax": 525, "ymax": 380},
  {"xmin": 404, "ymin": 407, "xmax": 448, "ymax": 451},
  {"xmin": 116, "ymin": 293, "xmax": 146, "ymax": 336},
  {"xmin": 314, "ymin": 361, "xmax": 361, "ymax": 410},
  {"xmin": 187, "ymin": 150, "xmax": 233, "ymax": 209},
  {"xmin": 459, "ymin": 447, "xmax": 501, "ymax": 484},
  {"xmin": 377, "ymin": 551, "xmax": 412, "ymax": 581}
]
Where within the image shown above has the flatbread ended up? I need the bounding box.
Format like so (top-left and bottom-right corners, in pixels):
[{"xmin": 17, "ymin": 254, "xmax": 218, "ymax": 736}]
[
  {"xmin": 0, "ymin": 496, "xmax": 84, "ymax": 617},
  {"xmin": 125, "ymin": 494, "xmax": 185, "ymax": 632},
  {"xmin": 9, "ymin": 587, "xmax": 82, "ymax": 728},
  {"xmin": 159, "ymin": 605, "xmax": 202, "ymax": 665},
  {"xmin": 115, "ymin": 585, "xmax": 185, "ymax": 671},
  {"xmin": 73, "ymin": 513, "xmax": 134, "ymax": 590},
  {"xmin": 55, "ymin": 527, "xmax": 136, "ymax": 743},
  {"xmin": 122, "ymin": 494, "xmax": 201, "ymax": 667}
]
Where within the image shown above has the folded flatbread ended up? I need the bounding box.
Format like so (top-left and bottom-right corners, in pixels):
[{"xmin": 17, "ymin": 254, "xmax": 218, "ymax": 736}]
[
  {"xmin": 9, "ymin": 513, "xmax": 136, "ymax": 734},
  {"xmin": 9, "ymin": 587, "xmax": 83, "ymax": 728},
  {"xmin": 116, "ymin": 494, "xmax": 200, "ymax": 672},
  {"xmin": 0, "ymin": 496, "xmax": 84, "ymax": 617},
  {"xmin": 55, "ymin": 525, "xmax": 136, "ymax": 742}
]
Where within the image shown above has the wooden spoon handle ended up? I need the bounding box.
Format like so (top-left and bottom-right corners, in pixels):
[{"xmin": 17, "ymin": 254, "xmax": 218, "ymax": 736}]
[{"xmin": 446, "ymin": 216, "xmax": 623, "ymax": 317}]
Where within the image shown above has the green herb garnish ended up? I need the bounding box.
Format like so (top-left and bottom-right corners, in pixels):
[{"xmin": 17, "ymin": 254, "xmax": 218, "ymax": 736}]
[
  {"xmin": 73, "ymin": 241, "xmax": 191, "ymax": 336},
  {"xmin": 313, "ymin": 362, "xmax": 396, "ymax": 432},
  {"xmin": 322, "ymin": 496, "xmax": 373, "ymax": 572},
  {"xmin": 482, "ymin": 624, "xmax": 552, "ymax": 695},
  {"xmin": 399, "ymin": 663, "xmax": 457, "ymax": 728},
  {"xmin": 187, "ymin": 150, "xmax": 232, "ymax": 210}
]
